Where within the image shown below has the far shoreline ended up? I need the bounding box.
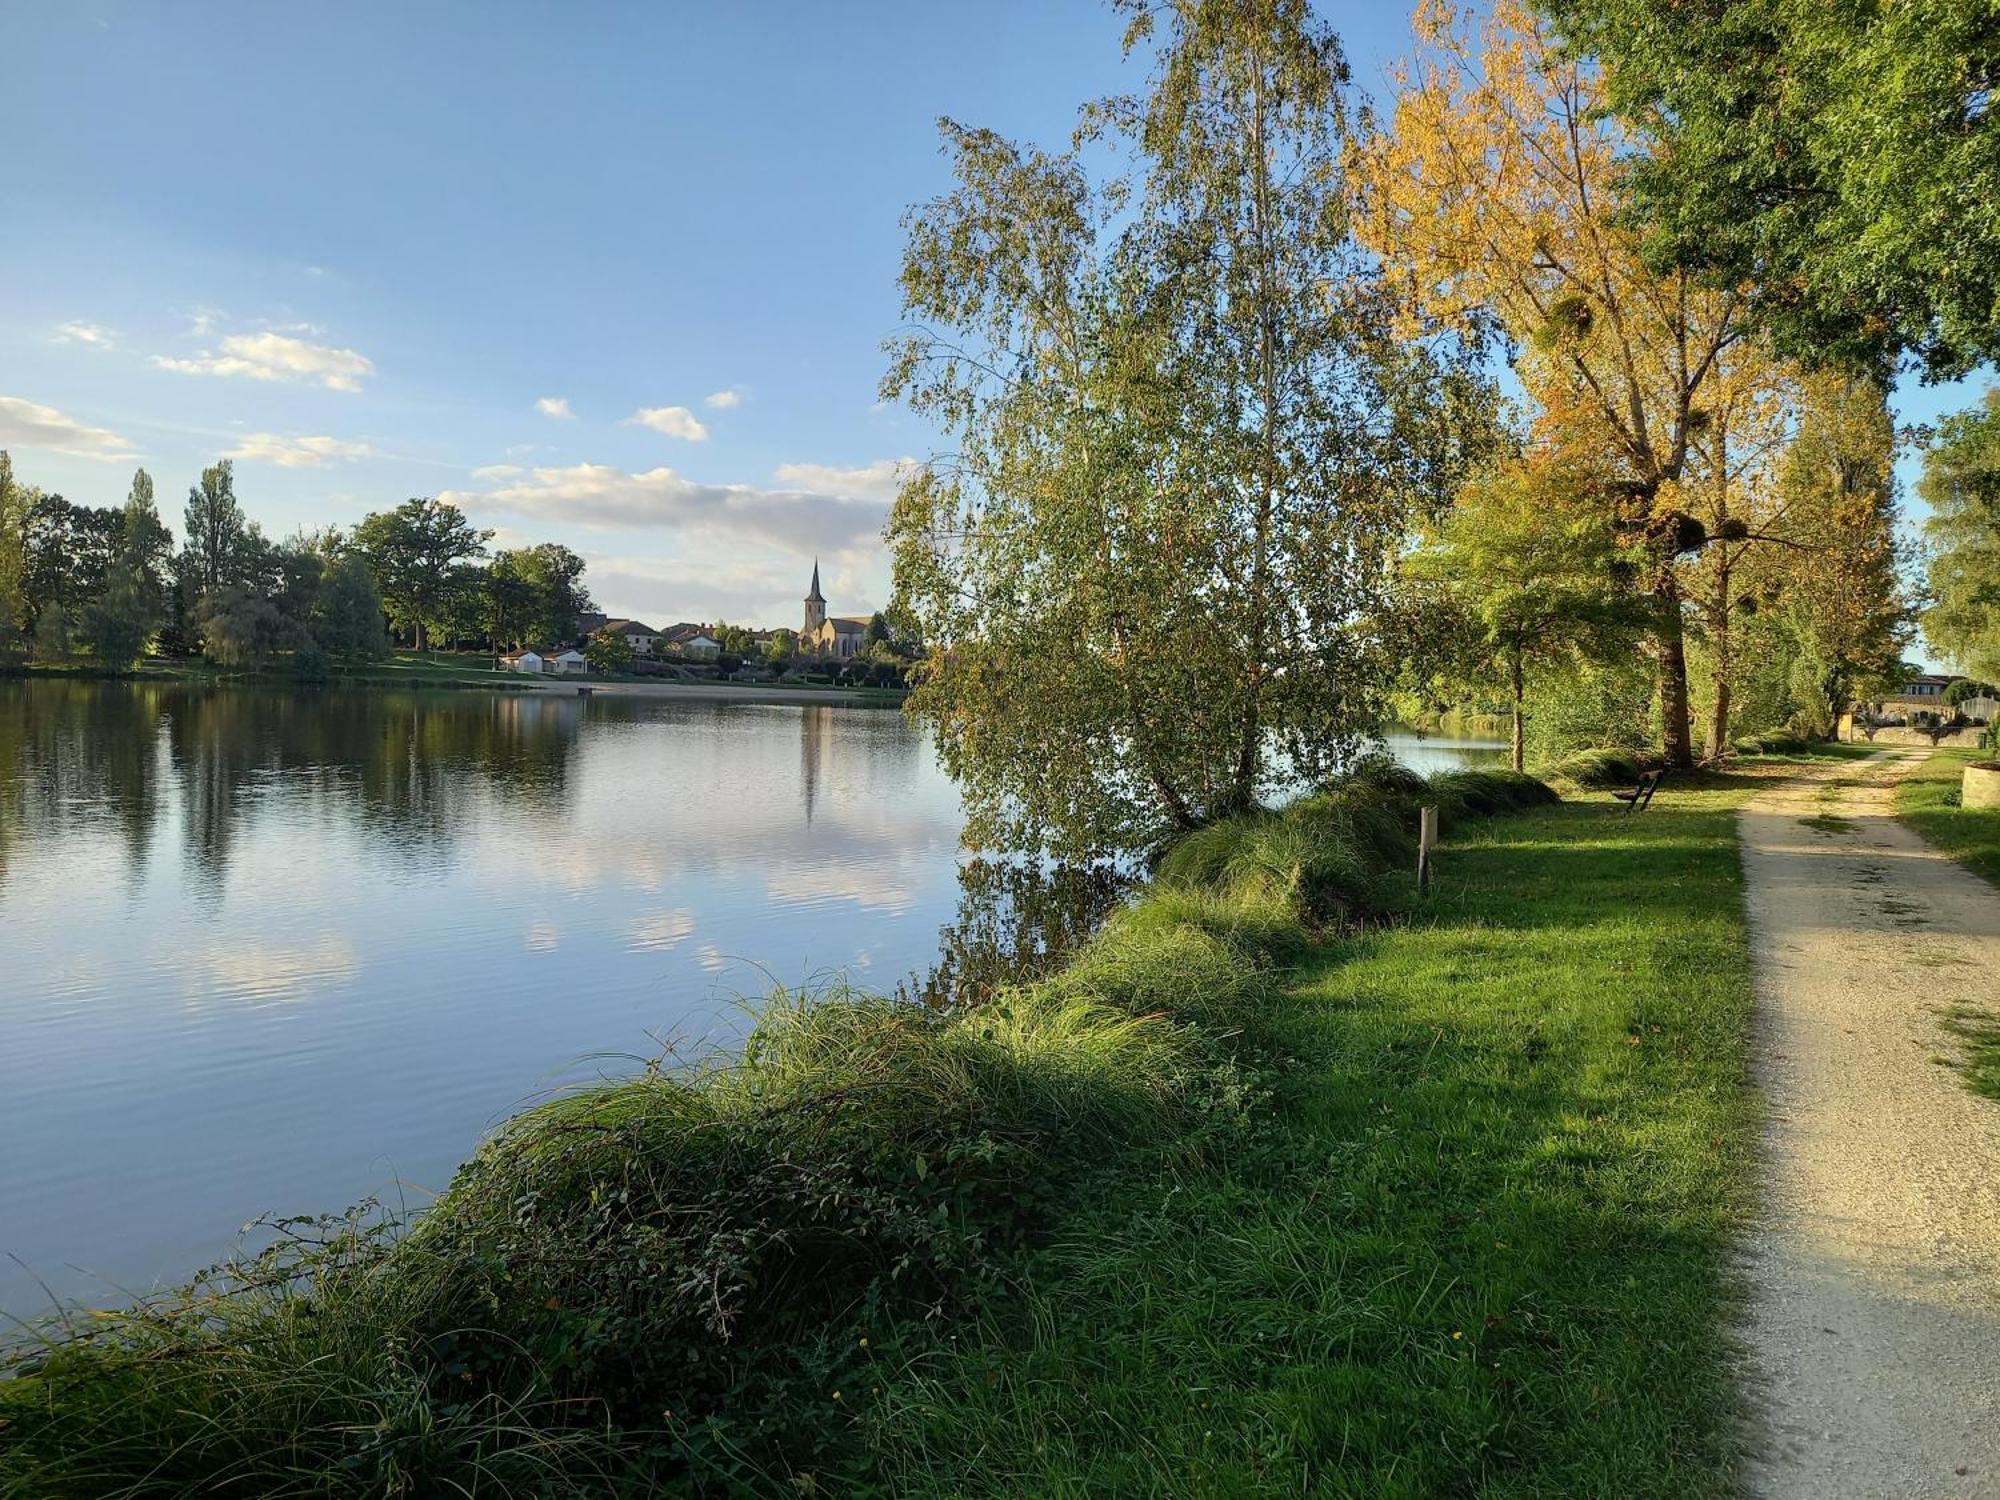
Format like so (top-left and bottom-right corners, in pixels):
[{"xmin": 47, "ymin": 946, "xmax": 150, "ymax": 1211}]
[
  {"xmin": 523, "ymin": 676, "xmax": 911, "ymax": 708},
  {"xmin": 2, "ymin": 658, "xmax": 911, "ymax": 708}
]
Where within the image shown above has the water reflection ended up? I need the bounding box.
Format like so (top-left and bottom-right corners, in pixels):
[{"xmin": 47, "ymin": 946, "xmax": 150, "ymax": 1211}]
[
  {"xmin": 0, "ymin": 683, "xmax": 1507, "ymax": 1318},
  {"xmin": 0, "ymin": 681, "xmax": 959, "ymax": 1317},
  {"xmin": 899, "ymin": 858, "xmax": 1131, "ymax": 1011}
]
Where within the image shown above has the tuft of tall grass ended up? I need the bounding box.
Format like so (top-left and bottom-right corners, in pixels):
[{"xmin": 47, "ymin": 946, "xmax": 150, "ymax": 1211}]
[
  {"xmin": 1536, "ymin": 746, "xmax": 1650, "ymax": 789},
  {"xmin": 0, "ymin": 980, "xmax": 1244, "ymax": 1495},
  {"xmin": 1424, "ymin": 767, "xmax": 1563, "ymax": 823},
  {"xmin": 1732, "ymin": 730, "xmax": 1811, "ymax": 756}
]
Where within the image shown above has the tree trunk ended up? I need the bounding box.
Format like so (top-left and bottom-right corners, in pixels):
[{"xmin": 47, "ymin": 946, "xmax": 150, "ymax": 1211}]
[
  {"xmin": 1230, "ymin": 52, "xmax": 1279, "ymax": 816},
  {"xmin": 1708, "ymin": 583, "xmax": 1732, "ymax": 762},
  {"xmin": 1510, "ymin": 649, "xmax": 1526, "ymax": 772},
  {"xmin": 1654, "ymin": 580, "xmax": 1695, "ymax": 770}
]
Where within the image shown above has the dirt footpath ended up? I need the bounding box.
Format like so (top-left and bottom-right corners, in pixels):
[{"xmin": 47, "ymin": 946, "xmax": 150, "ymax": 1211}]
[{"xmin": 1739, "ymin": 749, "xmax": 2000, "ymax": 1497}]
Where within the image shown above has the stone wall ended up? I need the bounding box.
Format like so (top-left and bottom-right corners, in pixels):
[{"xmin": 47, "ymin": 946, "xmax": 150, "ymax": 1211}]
[{"xmin": 1839, "ymin": 722, "xmax": 1988, "ymax": 748}]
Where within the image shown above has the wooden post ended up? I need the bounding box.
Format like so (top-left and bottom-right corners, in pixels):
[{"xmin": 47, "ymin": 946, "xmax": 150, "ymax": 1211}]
[{"xmin": 1417, "ymin": 805, "xmax": 1438, "ymax": 892}]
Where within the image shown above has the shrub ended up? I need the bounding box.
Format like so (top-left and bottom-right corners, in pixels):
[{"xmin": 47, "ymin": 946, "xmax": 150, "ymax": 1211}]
[
  {"xmin": 1732, "ymin": 731, "xmax": 1810, "ymax": 756},
  {"xmin": 1424, "ymin": 768, "xmax": 1562, "ymax": 824},
  {"xmin": 1537, "ymin": 747, "xmax": 1647, "ymax": 789}
]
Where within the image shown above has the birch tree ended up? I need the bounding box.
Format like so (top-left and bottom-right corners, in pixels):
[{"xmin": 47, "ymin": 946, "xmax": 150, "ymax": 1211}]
[{"xmin": 885, "ymin": 0, "xmax": 1493, "ymax": 858}]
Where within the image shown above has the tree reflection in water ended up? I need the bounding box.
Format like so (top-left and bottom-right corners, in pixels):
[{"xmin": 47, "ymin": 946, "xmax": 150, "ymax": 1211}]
[{"xmin": 899, "ymin": 856, "xmax": 1130, "ymax": 1011}]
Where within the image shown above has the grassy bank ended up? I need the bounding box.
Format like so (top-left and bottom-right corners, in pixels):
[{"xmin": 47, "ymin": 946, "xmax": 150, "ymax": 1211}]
[
  {"xmin": 2, "ymin": 651, "xmax": 531, "ymax": 691},
  {"xmin": 1895, "ymin": 749, "xmax": 2000, "ymax": 1103},
  {"xmin": 1, "ymin": 760, "xmax": 1791, "ymax": 1496},
  {"xmin": 865, "ymin": 765, "xmax": 1773, "ymax": 1497},
  {"xmin": 1897, "ymin": 747, "xmax": 2000, "ymax": 888}
]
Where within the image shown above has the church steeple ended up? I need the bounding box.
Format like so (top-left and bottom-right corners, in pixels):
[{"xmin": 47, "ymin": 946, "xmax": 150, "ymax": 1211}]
[{"xmin": 803, "ymin": 558, "xmax": 827, "ymax": 634}]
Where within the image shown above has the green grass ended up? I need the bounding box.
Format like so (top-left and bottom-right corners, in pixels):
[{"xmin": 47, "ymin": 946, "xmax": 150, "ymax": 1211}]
[
  {"xmin": 1939, "ymin": 1008, "xmax": 2000, "ymax": 1103},
  {"xmin": 1896, "ymin": 748, "xmax": 2000, "ymax": 888},
  {"xmin": 0, "ymin": 765, "xmax": 1782, "ymax": 1497},
  {"xmin": 863, "ymin": 768, "xmax": 1771, "ymax": 1498}
]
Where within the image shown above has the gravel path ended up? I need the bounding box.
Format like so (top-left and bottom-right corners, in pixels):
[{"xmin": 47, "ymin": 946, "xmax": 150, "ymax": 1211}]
[{"xmin": 1740, "ymin": 749, "xmax": 2000, "ymax": 1497}]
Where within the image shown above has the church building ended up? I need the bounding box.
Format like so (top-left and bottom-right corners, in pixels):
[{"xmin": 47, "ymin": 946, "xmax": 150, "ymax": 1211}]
[{"xmin": 799, "ymin": 560, "xmax": 869, "ymax": 659}]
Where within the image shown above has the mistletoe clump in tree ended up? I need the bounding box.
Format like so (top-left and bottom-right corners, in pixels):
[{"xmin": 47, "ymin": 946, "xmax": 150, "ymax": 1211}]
[{"xmin": 884, "ymin": 0, "xmax": 1496, "ymax": 859}]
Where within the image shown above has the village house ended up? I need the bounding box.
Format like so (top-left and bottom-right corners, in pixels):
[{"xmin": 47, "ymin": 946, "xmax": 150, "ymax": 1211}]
[
  {"xmin": 664, "ymin": 623, "xmax": 721, "ymax": 658},
  {"xmin": 1867, "ymin": 673, "xmax": 1961, "ymax": 725},
  {"xmin": 499, "ymin": 646, "xmax": 589, "ymax": 676},
  {"xmin": 600, "ymin": 618, "xmax": 662, "ymax": 654}
]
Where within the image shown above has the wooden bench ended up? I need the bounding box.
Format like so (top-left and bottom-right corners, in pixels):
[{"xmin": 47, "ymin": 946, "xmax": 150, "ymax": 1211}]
[{"xmin": 1612, "ymin": 768, "xmax": 1664, "ymax": 813}]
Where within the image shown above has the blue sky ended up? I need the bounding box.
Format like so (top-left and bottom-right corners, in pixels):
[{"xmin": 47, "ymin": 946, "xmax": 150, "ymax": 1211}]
[{"xmin": 1, "ymin": 2, "xmax": 1985, "ymax": 638}]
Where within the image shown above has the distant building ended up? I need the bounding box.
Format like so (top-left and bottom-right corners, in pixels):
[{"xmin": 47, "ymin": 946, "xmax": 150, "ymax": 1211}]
[
  {"xmin": 799, "ymin": 560, "xmax": 869, "ymax": 659},
  {"xmin": 1865, "ymin": 673, "xmax": 1962, "ymax": 725},
  {"xmin": 547, "ymin": 647, "xmax": 589, "ymax": 674},
  {"xmin": 664, "ymin": 623, "xmax": 721, "ymax": 658},
  {"xmin": 499, "ymin": 648, "xmax": 544, "ymax": 675},
  {"xmin": 599, "ymin": 618, "xmax": 661, "ymax": 654},
  {"xmin": 575, "ymin": 611, "xmax": 609, "ymax": 638}
]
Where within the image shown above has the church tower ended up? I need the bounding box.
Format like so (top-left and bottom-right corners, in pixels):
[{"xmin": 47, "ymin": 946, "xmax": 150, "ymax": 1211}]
[{"xmin": 803, "ymin": 558, "xmax": 827, "ymax": 636}]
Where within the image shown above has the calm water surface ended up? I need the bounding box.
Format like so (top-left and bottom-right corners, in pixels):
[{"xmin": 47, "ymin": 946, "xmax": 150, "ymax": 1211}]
[{"xmin": 0, "ymin": 681, "xmax": 1498, "ymax": 1317}]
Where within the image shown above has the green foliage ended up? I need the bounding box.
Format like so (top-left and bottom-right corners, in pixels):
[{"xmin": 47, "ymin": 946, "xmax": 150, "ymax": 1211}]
[
  {"xmin": 312, "ymin": 553, "xmax": 390, "ymax": 660},
  {"xmin": 30, "ymin": 600, "xmax": 74, "ymax": 661},
  {"xmin": 196, "ymin": 583, "xmax": 288, "ymax": 668},
  {"xmin": 180, "ymin": 460, "xmax": 258, "ymax": 601},
  {"xmin": 1547, "ymin": 0, "xmax": 2000, "ymax": 377},
  {"xmin": 0, "ymin": 452, "xmax": 28, "ymax": 656},
  {"xmin": 79, "ymin": 557, "xmax": 160, "ymax": 666},
  {"xmin": 1923, "ymin": 392, "xmax": 2000, "ymax": 681},
  {"xmin": 22, "ymin": 493, "xmax": 122, "ymax": 629},
  {"xmin": 1521, "ymin": 652, "xmax": 1658, "ymax": 765},
  {"xmin": 1535, "ymin": 746, "xmax": 1648, "ymax": 789},
  {"xmin": 584, "ymin": 624, "xmax": 635, "ymax": 674},
  {"xmin": 1404, "ymin": 453, "xmax": 1648, "ymax": 768},
  {"xmin": 1732, "ymin": 732, "xmax": 1810, "ymax": 756},
  {"xmin": 885, "ymin": 0, "xmax": 1497, "ymax": 857},
  {"xmin": 486, "ymin": 542, "xmax": 593, "ymax": 650},
  {"xmin": 353, "ymin": 498, "xmax": 491, "ymax": 652}
]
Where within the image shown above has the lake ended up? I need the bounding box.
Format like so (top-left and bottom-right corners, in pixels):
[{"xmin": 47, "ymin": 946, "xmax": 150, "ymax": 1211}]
[{"xmin": 0, "ymin": 680, "xmax": 1499, "ymax": 1318}]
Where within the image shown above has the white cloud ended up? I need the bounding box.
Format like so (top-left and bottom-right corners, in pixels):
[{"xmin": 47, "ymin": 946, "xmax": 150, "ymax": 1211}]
[
  {"xmin": 627, "ymin": 405, "xmax": 710, "ymax": 441},
  {"xmin": 703, "ymin": 387, "xmax": 743, "ymax": 409},
  {"xmin": 472, "ymin": 463, "xmax": 526, "ymax": 481},
  {"xmin": 0, "ymin": 394, "xmax": 135, "ymax": 460},
  {"xmin": 770, "ymin": 457, "xmax": 918, "ymax": 503},
  {"xmin": 176, "ymin": 935, "xmax": 360, "ymax": 1007},
  {"xmin": 154, "ymin": 331, "xmax": 375, "ymax": 391},
  {"xmin": 224, "ymin": 432, "xmax": 373, "ymax": 468},
  {"xmin": 626, "ymin": 908, "xmax": 695, "ymax": 952},
  {"xmin": 54, "ymin": 320, "xmax": 116, "ymax": 348},
  {"xmin": 536, "ymin": 396, "xmax": 574, "ymax": 419},
  {"xmin": 439, "ymin": 461, "xmax": 890, "ymax": 557}
]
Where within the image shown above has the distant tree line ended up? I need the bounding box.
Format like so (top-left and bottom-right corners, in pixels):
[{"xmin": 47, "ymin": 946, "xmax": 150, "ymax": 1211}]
[{"xmin": 0, "ymin": 452, "xmax": 593, "ymax": 672}]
